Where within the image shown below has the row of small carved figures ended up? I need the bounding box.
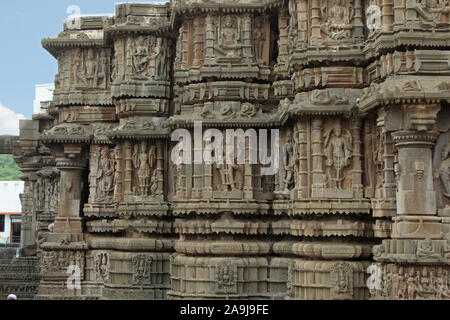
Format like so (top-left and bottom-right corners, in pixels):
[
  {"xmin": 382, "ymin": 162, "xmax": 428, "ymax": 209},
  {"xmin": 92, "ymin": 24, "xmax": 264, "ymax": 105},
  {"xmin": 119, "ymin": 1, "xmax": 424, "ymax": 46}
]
[{"xmin": 371, "ymin": 266, "xmax": 450, "ymax": 300}]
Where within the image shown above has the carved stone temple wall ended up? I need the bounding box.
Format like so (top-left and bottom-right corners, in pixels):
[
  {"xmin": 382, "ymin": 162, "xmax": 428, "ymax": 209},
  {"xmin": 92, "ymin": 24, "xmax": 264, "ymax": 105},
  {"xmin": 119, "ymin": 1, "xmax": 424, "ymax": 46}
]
[{"xmin": 13, "ymin": 1, "xmax": 450, "ymax": 300}]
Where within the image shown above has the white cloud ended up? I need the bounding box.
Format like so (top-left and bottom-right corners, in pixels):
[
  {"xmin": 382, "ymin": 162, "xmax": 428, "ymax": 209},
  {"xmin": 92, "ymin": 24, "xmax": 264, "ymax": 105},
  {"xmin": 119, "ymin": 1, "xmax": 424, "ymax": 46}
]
[{"xmin": 0, "ymin": 102, "xmax": 26, "ymax": 136}]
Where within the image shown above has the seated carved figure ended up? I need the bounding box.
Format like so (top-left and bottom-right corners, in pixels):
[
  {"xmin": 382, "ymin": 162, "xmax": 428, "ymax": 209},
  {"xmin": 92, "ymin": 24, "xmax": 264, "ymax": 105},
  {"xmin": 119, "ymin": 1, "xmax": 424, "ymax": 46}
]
[
  {"xmin": 417, "ymin": 239, "xmax": 442, "ymax": 261},
  {"xmin": 321, "ymin": 0, "xmax": 354, "ymax": 40},
  {"xmin": 411, "ymin": 0, "xmax": 450, "ymax": 26},
  {"xmin": 215, "ymin": 15, "xmax": 243, "ymax": 59}
]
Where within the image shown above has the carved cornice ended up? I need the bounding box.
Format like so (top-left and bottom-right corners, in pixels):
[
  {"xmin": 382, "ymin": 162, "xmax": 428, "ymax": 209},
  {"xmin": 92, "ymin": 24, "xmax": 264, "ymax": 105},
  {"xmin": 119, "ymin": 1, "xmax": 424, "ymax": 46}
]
[
  {"xmin": 175, "ymin": 240, "xmax": 271, "ymax": 256},
  {"xmin": 108, "ymin": 118, "xmax": 171, "ymax": 141},
  {"xmin": 55, "ymin": 158, "xmax": 88, "ymax": 170},
  {"xmin": 360, "ymin": 77, "xmax": 450, "ymax": 113},
  {"xmin": 171, "ymin": 0, "xmax": 284, "ymax": 19},
  {"xmin": 41, "ymin": 124, "xmax": 93, "ymax": 144},
  {"xmin": 392, "ymin": 131, "xmax": 438, "ymax": 148}
]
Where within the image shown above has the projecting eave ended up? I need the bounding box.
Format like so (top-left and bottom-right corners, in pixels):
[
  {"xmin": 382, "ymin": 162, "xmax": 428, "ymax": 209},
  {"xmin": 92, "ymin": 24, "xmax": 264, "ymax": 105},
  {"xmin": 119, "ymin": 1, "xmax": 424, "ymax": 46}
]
[{"xmin": 42, "ymin": 37, "xmax": 105, "ymax": 59}]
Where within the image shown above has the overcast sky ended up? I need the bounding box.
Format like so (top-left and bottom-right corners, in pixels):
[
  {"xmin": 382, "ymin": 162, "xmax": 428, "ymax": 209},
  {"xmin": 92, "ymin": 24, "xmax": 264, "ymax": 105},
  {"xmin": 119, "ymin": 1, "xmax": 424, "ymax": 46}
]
[{"xmin": 0, "ymin": 1, "xmax": 165, "ymax": 135}]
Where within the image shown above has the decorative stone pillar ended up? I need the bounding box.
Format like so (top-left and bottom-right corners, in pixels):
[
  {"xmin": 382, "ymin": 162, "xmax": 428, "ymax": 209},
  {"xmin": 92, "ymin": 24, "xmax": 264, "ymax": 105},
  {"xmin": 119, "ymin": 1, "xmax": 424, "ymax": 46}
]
[
  {"xmin": 391, "ymin": 130, "xmax": 441, "ymax": 239},
  {"xmin": 310, "ymin": 0, "xmax": 321, "ymax": 43},
  {"xmin": 52, "ymin": 146, "xmax": 88, "ymax": 237},
  {"xmin": 393, "ymin": 0, "xmax": 406, "ymax": 30},
  {"xmin": 353, "ymin": 0, "xmax": 365, "ymax": 41},
  {"xmin": 124, "ymin": 141, "xmax": 133, "ymax": 196},
  {"xmin": 205, "ymin": 15, "xmax": 215, "ymax": 63},
  {"xmin": 372, "ymin": 104, "xmax": 449, "ymax": 300},
  {"xmin": 113, "ymin": 143, "xmax": 123, "ymax": 203},
  {"xmin": 296, "ymin": 120, "xmax": 308, "ymax": 198},
  {"xmin": 157, "ymin": 141, "xmax": 165, "ymax": 196},
  {"xmin": 351, "ymin": 117, "xmax": 364, "ymax": 198},
  {"xmin": 193, "ymin": 17, "xmax": 204, "ymax": 67},
  {"xmin": 382, "ymin": 0, "xmax": 395, "ymax": 31},
  {"xmin": 298, "ymin": 0, "xmax": 308, "ymax": 47},
  {"xmin": 311, "ymin": 118, "xmax": 324, "ymax": 197},
  {"xmin": 19, "ymin": 175, "xmax": 36, "ymax": 254}
]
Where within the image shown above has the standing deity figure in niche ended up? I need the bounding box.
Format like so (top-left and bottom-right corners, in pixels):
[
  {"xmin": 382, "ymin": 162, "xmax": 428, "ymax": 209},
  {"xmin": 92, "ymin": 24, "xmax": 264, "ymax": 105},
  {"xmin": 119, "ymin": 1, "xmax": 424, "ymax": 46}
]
[
  {"xmin": 173, "ymin": 137, "xmax": 186, "ymax": 194},
  {"xmin": 439, "ymin": 139, "xmax": 450, "ymax": 197},
  {"xmin": 216, "ymin": 15, "xmax": 242, "ymax": 58},
  {"xmin": 85, "ymin": 48, "xmax": 97, "ymax": 87},
  {"xmin": 217, "ymin": 163, "xmax": 238, "ymax": 192},
  {"xmin": 217, "ymin": 149, "xmax": 238, "ymax": 192},
  {"xmin": 72, "ymin": 48, "xmax": 85, "ymax": 86},
  {"xmin": 321, "ymin": 0, "xmax": 354, "ymax": 40},
  {"xmin": 132, "ymin": 142, "xmax": 156, "ymax": 196},
  {"xmin": 324, "ymin": 120, "xmax": 353, "ymax": 189},
  {"xmin": 95, "ymin": 147, "xmax": 115, "ymax": 202},
  {"xmin": 97, "ymin": 50, "xmax": 108, "ymax": 88},
  {"xmin": 154, "ymin": 38, "xmax": 171, "ymax": 80},
  {"xmin": 132, "ymin": 36, "xmax": 151, "ymax": 76},
  {"xmin": 288, "ymin": 0, "xmax": 298, "ymax": 45},
  {"xmin": 282, "ymin": 131, "xmax": 296, "ymax": 191},
  {"xmin": 253, "ymin": 18, "xmax": 266, "ymax": 64},
  {"xmin": 95, "ymin": 253, "xmax": 109, "ymax": 282}
]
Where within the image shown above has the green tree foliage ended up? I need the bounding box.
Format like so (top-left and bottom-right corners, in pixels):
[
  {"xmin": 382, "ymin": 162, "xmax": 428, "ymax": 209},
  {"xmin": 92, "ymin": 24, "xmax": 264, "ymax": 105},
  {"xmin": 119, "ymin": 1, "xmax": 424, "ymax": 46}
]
[{"xmin": 0, "ymin": 155, "xmax": 21, "ymax": 181}]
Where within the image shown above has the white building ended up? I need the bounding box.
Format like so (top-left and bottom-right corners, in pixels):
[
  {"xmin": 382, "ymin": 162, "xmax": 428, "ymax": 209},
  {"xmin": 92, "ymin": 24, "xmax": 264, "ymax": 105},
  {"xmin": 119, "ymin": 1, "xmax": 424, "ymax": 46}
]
[
  {"xmin": 33, "ymin": 84, "xmax": 54, "ymax": 115},
  {"xmin": 0, "ymin": 181, "xmax": 24, "ymax": 244}
]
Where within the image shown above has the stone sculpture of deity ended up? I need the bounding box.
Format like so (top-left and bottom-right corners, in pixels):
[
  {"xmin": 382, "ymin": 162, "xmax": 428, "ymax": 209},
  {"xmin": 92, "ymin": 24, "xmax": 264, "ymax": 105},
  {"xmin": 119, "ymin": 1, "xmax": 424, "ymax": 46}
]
[
  {"xmin": 324, "ymin": 120, "xmax": 353, "ymax": 189},
  {"xmin": 154, "ymin": 38, "xmax": 168, "ymax": 80},
  {"xmin": 321, "ymin": 0, "xmax": 354, "ymax": 40},
  {"xmin": 95, "ymin": 147, "xmax": 115, "ymax": 202},
  {"xmin": 132, "ymin": 142, "xmax": 156, "ymax": 196},
  {"xmin": 253, "ymin": 18, "xmax": 266, "ymax": 64},
  {"xmin": 132, "ymin": 36, "xmax": 151, "ymax": 76},
  {"xmin": 282, "ymin": 131, "xmax": 296, "ymax": 191},
  {"xmin": 217, "ymin": 163, "xmax": 238, "ymax": 192},
  {"xmin": 215, "ymin": 15, "xmax": 243, "ymax": 58},
  {"xmin": 85, "ymin": 48, "xmax": 97, "ymax": 87}
]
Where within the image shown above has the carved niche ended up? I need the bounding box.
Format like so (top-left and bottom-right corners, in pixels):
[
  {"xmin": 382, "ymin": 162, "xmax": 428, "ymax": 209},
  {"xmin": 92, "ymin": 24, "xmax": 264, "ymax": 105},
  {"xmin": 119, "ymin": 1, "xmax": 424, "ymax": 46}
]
[
  {"xmin": 213, "ymin": 141, "xmax": 245, "ymax": 195},
  {"xmin": 70, "ymin": 48, "xmax": 112, "ymax": 89},
  {"xmin": 35, "ymin": 168, "xmax": 60, "ymax": 213},
  {"xmin": 131, "ymin": 141, "xmax": 159, "ymax": 197},
  {"xmin": 215, "ymin": 262, "xmax": 238, "ymax": 295},
  {"xmin": 330, "ymin": 262, "xmax": 354, "ymax": 300},
  {"xmin": 126, "ymin": 35, "xmax": 171, "ymax": 80},
  {"xmin": 131, "ymin": 255, "xmax": 153, "ymax": 286},
  {"xmin": 319, "ymin": 0, "xmax": 355, "ymax": 41},
  {"xmin": 214, "ymin": 15, "xmax": 245, "ymax": 61},
  {"xmin": 41, "ymin": 250, "xmax": 85, "ymax": 277},
  {"xmin": 94, "ymin": 252, "xmax": 110, "ymax": 283},
  {"xmin": 363, "ymin": 119, "xmax": 387, "ymax": 199},
  {"xmin": 277, "ymin": 129, "xmax": 297, "ymax": 197},
  {"xmin": 323, "ymin": 119, "xmax": 353, "ymax": 190},
  {"xmin": 253, "ymin": 15, "xmax": 269, "ymax": 66},
  {"xmin": 89, "ymin": 146, "xmax": 117, "ymax": 204}
]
